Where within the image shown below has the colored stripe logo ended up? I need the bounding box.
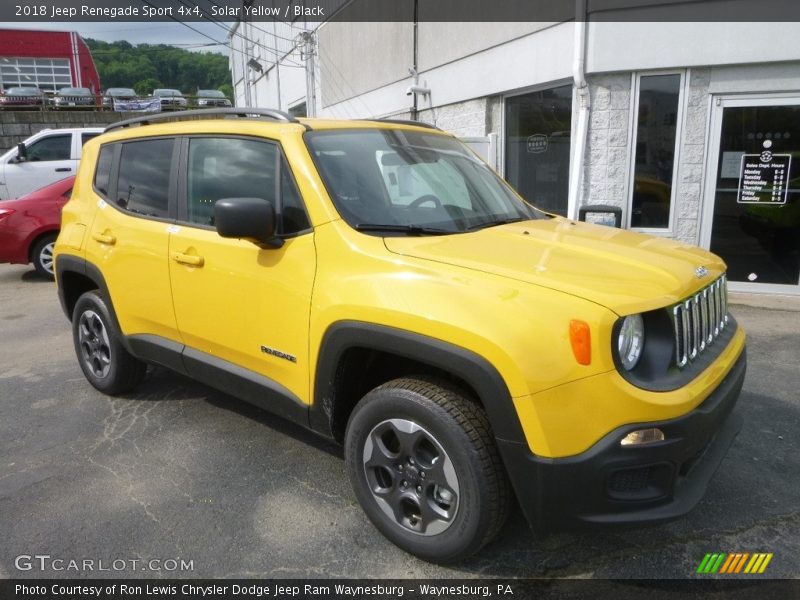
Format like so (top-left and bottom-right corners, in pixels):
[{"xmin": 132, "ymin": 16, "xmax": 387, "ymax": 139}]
[{"xmin": 697, "ymin": 553, "xmax": 773, "ymax": 574}]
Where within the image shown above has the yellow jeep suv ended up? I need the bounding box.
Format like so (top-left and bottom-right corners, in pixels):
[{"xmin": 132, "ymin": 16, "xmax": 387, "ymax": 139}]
[{"xmin": 54, "ymin": 109, "xmax": 746, "ymax": 562}]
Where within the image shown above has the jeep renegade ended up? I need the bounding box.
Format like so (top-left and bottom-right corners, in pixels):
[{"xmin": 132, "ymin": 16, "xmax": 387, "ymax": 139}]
[{"xmin": 54, "ymin": 108, "xmax": 746, "ymax": 562}]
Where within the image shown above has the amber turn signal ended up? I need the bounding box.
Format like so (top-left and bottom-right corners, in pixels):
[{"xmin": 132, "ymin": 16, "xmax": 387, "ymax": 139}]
[{"xmin": 569, "ymin": 320, "xmax": 591, "ymax": 365}]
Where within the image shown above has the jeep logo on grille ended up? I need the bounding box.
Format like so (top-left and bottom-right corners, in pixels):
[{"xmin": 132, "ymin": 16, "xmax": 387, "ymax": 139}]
[{"xmin": 695, "ymin": 266, "xmax": 709, "ymax": 278}]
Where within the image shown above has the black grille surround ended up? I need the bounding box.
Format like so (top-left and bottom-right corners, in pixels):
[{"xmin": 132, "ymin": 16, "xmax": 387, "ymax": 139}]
[{"xmin": 612, "ymin": 275, "xmax": 738, "ymax": 392}]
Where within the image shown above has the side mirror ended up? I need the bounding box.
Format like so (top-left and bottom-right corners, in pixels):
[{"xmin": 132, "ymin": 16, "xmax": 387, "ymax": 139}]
[
  {"xmin": 214, "ymin": 197, "xmax": 283, "ymax": 248},
  {"xmin": 15, "ymin": 143, "xmax": 28, "ymax": 162}
]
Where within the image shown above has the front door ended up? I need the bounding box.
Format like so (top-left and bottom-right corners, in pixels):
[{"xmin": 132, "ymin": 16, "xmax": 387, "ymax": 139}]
[
  {"xmin": 702, "ymin": 96, "xmax": 800, "ymax": 293},
  {"xmin": 168, "ymin": 136, "xmax": 315, "ymax": 402}
]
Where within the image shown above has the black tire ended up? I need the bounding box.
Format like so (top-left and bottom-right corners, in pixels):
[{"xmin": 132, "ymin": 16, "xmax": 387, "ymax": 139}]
[
  {"xmin": 345, "ymin": 377, "xmax": 511, "ymax": 563},
  {"xmin": 72, "ymin": 290, "xmax": 146, "ymax": 395},
  {"xmin": 31, "ymin": 233, "xmax": 57, "ymax": 280}
]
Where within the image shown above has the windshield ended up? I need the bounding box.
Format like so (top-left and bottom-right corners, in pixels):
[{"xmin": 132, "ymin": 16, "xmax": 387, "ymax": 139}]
[
  {"xmin": 108, "ymin": 88, "xmax": 135, "ymax": 96},
  {"xmin": 305, "ymin": 129, "xmax": 546, "ymax": 235},
  {"xmin": 7, "ymin": 87, "xmax": 41, "ymax": 95},
  {"xmin": 199, "ymin": 90, "xmax": 224, "ymax": 97},
  {"xmin": 60, "ymin": 87, "xmax": 90, "ymax": 95}
]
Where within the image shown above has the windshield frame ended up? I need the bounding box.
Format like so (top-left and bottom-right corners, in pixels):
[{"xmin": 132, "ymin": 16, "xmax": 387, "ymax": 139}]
[{"xmin": 304, "ymin": 127, "xmax": 547, "ymax": 236}]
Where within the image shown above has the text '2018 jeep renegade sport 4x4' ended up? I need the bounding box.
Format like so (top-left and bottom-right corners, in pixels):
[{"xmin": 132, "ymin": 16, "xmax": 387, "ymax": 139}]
[{"xmin": 54, "ymin": 108, "xmax": 746, "ymax": 562}]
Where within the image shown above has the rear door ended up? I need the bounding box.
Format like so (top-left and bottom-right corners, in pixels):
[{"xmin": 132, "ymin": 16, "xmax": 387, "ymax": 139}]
[{"xmin": 85, "ymin": 137, "xmax": 180, "ymax": 342}]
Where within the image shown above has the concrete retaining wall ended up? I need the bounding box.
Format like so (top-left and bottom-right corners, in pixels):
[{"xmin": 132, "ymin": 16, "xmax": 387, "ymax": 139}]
[{"xmin": 0, "ymin": 111, "xmax": 130, "ymax": 154}]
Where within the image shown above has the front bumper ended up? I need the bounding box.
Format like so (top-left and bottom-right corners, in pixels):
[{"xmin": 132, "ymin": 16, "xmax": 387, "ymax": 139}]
[{"xmin": 499, "ymin": 349, "xmax": 746, "ymax": 531}]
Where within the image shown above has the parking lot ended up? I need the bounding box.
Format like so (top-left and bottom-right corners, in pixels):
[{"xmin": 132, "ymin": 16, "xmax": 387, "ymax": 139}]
[{"xmin": 0, "ymin": 262, "xmax": 798, "ymax": 580}]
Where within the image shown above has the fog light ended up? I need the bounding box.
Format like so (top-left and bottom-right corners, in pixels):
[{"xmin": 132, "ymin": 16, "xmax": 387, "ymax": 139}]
[{"xmin": 620, "ymin": 428, "xmax": 665, "ymax": 446}]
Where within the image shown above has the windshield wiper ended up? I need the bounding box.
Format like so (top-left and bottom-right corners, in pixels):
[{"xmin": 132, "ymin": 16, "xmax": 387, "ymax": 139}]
[
  {"xmin": 354, "ymin": 223, "xmax": 453, "ymax": 235},
  {"xmin": 465, "ymin": 217, "xmax": 527, "ymax": 231}
]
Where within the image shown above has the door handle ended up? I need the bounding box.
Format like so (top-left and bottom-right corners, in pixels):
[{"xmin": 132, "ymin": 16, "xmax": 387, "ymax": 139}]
[
  {"xmin": 91, "ymin": 232, "xmax": 116, "ymax": 245},
  {"xmin": 55, "ymin": 167, "xmax": 72, "ymax": 172},
  {"xmin": 172, "ymin": 252, "xmax": 204, "ymax": 267}
]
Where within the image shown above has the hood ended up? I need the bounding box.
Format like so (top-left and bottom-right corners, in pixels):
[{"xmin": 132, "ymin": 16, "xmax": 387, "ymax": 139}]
[{"xmin": 383, "ymin": 218, "xmax": 726, "ymax": 315}]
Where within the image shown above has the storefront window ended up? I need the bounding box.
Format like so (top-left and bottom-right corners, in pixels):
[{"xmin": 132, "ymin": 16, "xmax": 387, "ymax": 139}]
[
  {"xmin": 630, "ymin": 73, "xmax": 682, "ymax": 228},
  {"xmin": 504, "ymin": 85, "xmax": 572, "ymax": 216}
]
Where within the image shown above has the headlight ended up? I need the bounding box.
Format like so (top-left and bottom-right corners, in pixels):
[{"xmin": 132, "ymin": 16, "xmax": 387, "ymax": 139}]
[{"xmin": 617, "ymin": 314, "xmax": 645, "ymax": 371}]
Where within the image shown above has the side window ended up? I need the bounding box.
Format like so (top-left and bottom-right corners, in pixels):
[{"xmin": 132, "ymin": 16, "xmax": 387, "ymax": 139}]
[
  {"xmin": 280, "ymin": 158, "xmax": 311, "ymax": 234},
  {"xmin": 94, "ymin": 145, "xmax": 113, "ymax": 198},
  {"xmin": 81, "ymin": 133, "xmax": 100, "ymax": 146},
  {"xmin": 26, "ymin": 134, "xmax": 71, "ymax": 162},
  {"xmin": 116, "ymin": 139, "xmax": 173, "ymax": 218},
  {"xmin": 186, "ymin": 137, "xmax": 310, "ymax": 234}
]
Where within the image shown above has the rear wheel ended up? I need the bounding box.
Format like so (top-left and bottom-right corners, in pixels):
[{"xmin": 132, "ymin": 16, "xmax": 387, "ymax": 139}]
[
  {"xmin": 31, "ymin": 233, "xmax": 57, "ymax": 280},
  {"xmin": 72, "ymin": 290, "xmax": 146, "ymax": 395},
  {"xmin": 345, "ymin": 377, "xmax": 510, "ymax": 562}
]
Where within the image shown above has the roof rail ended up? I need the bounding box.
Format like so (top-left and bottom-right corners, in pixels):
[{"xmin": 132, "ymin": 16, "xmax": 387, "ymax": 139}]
[
  {"xmin": 367, "ymin": 118, "xmax": 441, "ymax": 131},
  {"xmin": 104, "ymin": 107, "xmax": 307, "ymax": 133}
]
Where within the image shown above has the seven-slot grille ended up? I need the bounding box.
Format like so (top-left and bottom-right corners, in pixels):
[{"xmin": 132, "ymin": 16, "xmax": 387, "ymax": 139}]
[{"xmin": 672, "ymin": 275, "xmax": 729, "ymax": 368}]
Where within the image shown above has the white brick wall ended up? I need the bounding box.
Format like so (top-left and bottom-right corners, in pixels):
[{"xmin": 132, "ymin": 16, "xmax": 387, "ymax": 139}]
[
  {"xmin": 674, "ymin": 68, "xmax": 711, "ymax": 245},
  {"xmin": 582, "ymin": 74, "xmax": 632, "ymax": 215}
]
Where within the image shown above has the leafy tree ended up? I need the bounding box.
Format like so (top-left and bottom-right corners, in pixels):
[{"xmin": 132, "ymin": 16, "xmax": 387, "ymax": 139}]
[
  {"xmin": 217, "ymin": 83, "xmax": 233, "ymax": 100},
  {"xmin": 85, "ymin": 38, "xmax": 231, "ymax": 94},
  {"xmin": 134, "ymin": 78, "xmax": 163, "ymax": 96}
]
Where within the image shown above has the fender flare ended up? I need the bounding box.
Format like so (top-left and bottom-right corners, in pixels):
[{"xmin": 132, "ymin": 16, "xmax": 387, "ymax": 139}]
[{"xmin": 310, "ymin": 320, "xmax": 527, "ymax": 445}]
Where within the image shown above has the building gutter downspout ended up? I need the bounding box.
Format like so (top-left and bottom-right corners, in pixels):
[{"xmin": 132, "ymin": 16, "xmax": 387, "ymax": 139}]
[{"xmin": 568, "ymin": 0, "xmax": 590, "ymax": 218}]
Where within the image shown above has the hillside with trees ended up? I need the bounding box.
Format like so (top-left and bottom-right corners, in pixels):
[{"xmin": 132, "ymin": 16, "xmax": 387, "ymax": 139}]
[{"xmin": 85, "ymin": 39, "xmax": 232, "ymax": 97}]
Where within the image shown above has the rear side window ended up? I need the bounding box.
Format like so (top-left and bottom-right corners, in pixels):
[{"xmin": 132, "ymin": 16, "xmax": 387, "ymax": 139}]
[
  {"xmin": 81, "ymin": 133, "xmax": 100, "ymax": 146},
  {"xmin": 94, "ymin": 145, "xmax": 113, "ymax": 198},
  {"xmin": 116, "ymin": 139, "xmax": 173, "ymax": 218},
  {"xmin": 26, "ymin": 134, "xmax": 71, "ymax": 162}
]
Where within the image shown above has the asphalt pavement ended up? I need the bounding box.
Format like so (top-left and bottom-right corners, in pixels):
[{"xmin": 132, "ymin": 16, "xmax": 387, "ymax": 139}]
[{"xmin": 0, "ymin": 263, "xmax": 797, "ymax": 579}]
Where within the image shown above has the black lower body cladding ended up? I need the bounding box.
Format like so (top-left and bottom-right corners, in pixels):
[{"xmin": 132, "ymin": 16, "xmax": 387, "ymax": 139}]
[{"xmin": 500, "ymin": 350, "xmax": 747, "ymax": 531}]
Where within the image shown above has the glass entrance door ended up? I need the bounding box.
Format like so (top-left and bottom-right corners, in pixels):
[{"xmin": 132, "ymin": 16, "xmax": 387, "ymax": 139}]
[{"xmin": 702, "ymin": 96, "xmax": 800, "ymax": 292}]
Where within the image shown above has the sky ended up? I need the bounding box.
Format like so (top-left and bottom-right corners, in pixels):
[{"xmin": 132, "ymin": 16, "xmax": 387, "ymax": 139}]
[{"xmin": 9, "ymin": 22, "xmax": 232, "ymax": 55}]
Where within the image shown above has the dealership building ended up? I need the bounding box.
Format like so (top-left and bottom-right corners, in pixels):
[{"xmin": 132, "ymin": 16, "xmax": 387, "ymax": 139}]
[
  {"xmin": 0, "ymin": 28, "xmax": 101, "ymax": 94},
  {"xmin": 230, "ymin": 2, "xmax": 800, "ymax": 295}
]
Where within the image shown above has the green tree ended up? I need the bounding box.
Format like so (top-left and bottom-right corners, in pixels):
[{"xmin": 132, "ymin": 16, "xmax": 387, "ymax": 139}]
[
  {"xmin": 85, "ymin": 38, "xmax": 231, "ymax": 93},
  {"xmin": 218, "ymin": 83, "xmax": 233, "ymax": 100},
  {"xmin": 134, "ymin": 78, "xmax": 163, "ymax": 96}
]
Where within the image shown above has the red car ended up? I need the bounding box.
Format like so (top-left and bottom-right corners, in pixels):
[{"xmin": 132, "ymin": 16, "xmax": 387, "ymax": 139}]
[{"xmin": 0, "ymin": 176, "xmax": 74, "ymax": 279}]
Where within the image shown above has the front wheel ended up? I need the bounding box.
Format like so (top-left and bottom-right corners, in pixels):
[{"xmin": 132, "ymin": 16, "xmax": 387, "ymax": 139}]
[
  {"xmin": 72, "ymin": 290, "xmax": 146, "ymax": 395},
  {"xmin": 345, "ymin": 377, "xmax": 511, "ymax": 562}
]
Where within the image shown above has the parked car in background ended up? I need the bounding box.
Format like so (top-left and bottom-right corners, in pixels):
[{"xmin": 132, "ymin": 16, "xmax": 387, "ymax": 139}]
[
  {"xmin": 102, "ymin": 87, "xmax": 137, "ymax": 110},
  {"xmin": 0, "ymin": 86, "xmax": 45, "ymax": 109},
  {"xmin": 153, "ymin": 88, "xmax": 188, "ymax": 110},
  {"xmin": 0, "ymin": 128, "xmax": 102, "ymax": 200},
  {"xmin": 195, "ymin": 89, "xmax": 232, "ymax": 108},
  {"xmin": 53, "ymin": 87, "xmax": 96, "ymax": 110},
  {"xmin": 0, "ymin": 176, "xmax": 74, "ymax": 278}
]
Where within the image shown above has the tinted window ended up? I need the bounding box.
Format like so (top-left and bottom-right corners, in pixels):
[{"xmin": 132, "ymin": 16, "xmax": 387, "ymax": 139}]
[
  {"xmin": 116, "ymin": 139, "xmax": 173, "ymax": 218},
  {"xmin": 630, "ymin": 74, "xmax": 681, "ymax": 228},
  {"xmin": 94, "ymin": 145, "xmax": 114, "ymax": 198},
  {"xmin": 505, "ymin": 85, "xmax": 573, "ymax": 216},
  {"xmin": 187, "ymin": 137, "xmax": 309, "ymax": 233},
  {"xmin": 280, "ymin": 158, "xmax": 311, "ymax": 234},
  {"xmin": 26, "ymin": 134, "xmax": 71, "ymax": 161},
  {"xmin": 81, "ymin": 133, "xmax": 100, "ymax": 146}
]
